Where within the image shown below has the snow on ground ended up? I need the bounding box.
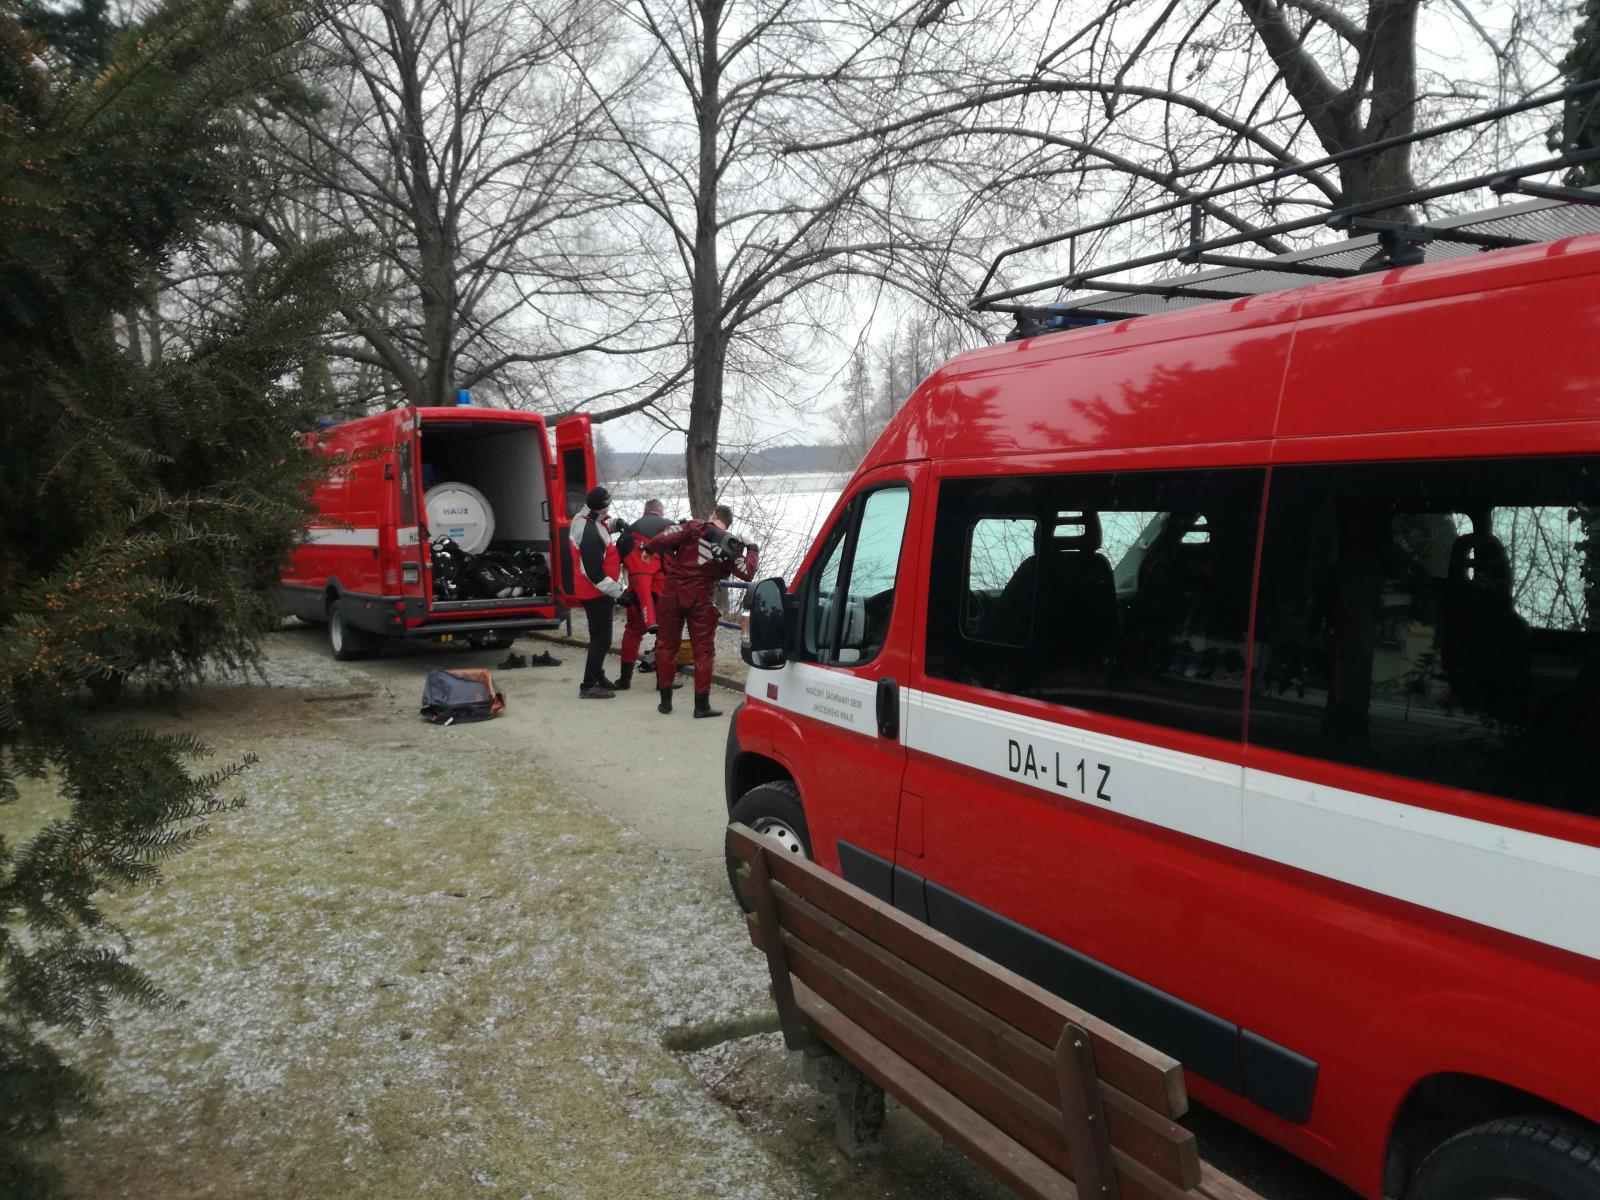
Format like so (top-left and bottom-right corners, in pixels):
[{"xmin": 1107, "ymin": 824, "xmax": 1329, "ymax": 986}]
[{"xmin": 42, "ymin": 682, "xmax": 818, "ymax": 1200}]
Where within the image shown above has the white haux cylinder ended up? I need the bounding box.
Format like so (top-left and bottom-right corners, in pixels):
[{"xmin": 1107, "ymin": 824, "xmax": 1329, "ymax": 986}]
[{"xmin": 424, "ymin": 482, "xmax": 496, "ymax": 554}]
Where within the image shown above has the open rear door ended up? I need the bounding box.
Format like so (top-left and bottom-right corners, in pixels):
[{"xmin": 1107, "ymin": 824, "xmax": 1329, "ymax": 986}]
[{"xmin": 552, "ymin": 414, "xmax": 596, "ymax": 607}]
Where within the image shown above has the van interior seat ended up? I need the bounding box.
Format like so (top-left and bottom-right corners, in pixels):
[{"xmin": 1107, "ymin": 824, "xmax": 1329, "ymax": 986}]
[
  {"xmin": 992, "ymin": 512, "xmax": 1119, "ymax": 679},
  {"xmin": 1129, "ymin": 512, "xmax": 1211, "ymax": 651}
]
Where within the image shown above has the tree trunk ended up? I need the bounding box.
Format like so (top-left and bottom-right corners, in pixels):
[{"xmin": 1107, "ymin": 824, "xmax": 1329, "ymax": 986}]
[
  {"xmin": 1238, "ymin": 0, "xmax": 1420, "ymax": 219},
  {"xmin": 684, "ymin": 0, "xmax": 724, "ymax": 518},
  {"xmin": 1346, "ymin": 0, "xmax": 1420, "ymax": 220},
  {"xmin": 387, "ymin": 0, "xmax": 455, "ymax": 406}
]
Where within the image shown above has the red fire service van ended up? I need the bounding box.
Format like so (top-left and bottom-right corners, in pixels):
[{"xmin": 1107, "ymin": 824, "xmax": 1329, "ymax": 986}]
[
  {"xmin": 730, "ymin": 102, "xmax": 1600, "ymax": 1200},
  {"xmin": 278, "ymin": 405, "xmax": 596, "ymax": 659}
]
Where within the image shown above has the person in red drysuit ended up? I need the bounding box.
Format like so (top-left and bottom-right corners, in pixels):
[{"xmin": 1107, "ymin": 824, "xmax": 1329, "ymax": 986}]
[
  {"xmin": 614, "ymin": 498, "xmax": 672, "ymax": 690},
  {"xmin": 646, "ymin": 503, "xmax": 759, "ymax": 718}
]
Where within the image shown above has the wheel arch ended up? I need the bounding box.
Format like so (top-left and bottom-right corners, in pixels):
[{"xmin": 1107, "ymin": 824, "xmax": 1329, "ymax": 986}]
[
  {"xmin": 1385, "ymin": 1073, "xmax": 1590, "ymax": 1198},
  {"xmin": 725, "ymin": 748, "xmax": 796, "ymax": 814}
]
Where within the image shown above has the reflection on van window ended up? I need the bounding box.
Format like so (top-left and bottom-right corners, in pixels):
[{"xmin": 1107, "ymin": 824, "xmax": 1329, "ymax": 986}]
[
  {"xmin": 804, "ymin": 522, "xmax": 849, "ymax": 659},
  {"xmin": 927, "ymin": 469, "xmax": 1265, "ymax": 741},
  {"xmin": 966, "ymin": 518, "xmax": 1037, "ymax": 645},
  {"xmin": 1252, "ymin": 457, "xmax": 1600, "ymax": 818}
]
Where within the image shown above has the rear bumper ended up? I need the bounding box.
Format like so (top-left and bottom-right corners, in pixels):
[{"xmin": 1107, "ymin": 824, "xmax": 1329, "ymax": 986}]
[{"xmin": 277, "ymin": 582, "xmax": 564, "ymax": 637}]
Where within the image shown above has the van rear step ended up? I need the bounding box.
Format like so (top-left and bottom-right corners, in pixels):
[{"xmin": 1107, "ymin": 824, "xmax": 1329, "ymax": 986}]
[
  {"xmin": 431, "ymin": 595, "xmax": 553, "ymax": 613},
  {"xmin": 406, "ymin": 616, "xmax": 560, "ymax": 638}
]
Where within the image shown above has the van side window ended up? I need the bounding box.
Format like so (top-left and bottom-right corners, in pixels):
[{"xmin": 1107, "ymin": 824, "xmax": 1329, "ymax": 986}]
[
  {"xmin": 800, "ymin": 485, "xmax": 911, "ymax": 667},
  {"xmin": 926, "ymin": 469, "xmax": 1265, "ymax": 742},
  {"xmin": 1252, "ymin": 457, "xmax": 1600, "ymax": 818}
]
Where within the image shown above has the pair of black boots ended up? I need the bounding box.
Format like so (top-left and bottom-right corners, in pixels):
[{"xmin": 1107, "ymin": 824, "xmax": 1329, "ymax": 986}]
[{"xmin": 657, "ymin": 687, "xmax": 720, "ymax": 718}]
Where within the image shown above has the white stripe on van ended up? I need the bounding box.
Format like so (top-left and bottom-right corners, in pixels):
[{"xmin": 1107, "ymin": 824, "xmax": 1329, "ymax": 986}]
[
  {"xmin": 1242, "ymin": 769, "xmax": 1600, "ymax": 962},
  {"xmin": 302, "ymin": 527, "xmax": 380, "ymax": 548},
  {"xmin": 397, "ymin": 526, "xmax": 420, "ymax": 547},
  {"xmin": 912, "ymin": 687, "xmax": 1245, "ymax": 849},
  {"xmin": 747, "ymin": 664, "xmax": 1600, "ymax": 961}
]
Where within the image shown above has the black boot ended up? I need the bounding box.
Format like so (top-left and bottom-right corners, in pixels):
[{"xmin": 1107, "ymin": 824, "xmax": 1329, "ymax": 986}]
[
  {"xmin": 615, "ymin": 662, "xmax": 634, "ymax": 690},
  {"xmin": 657, "ymin": 687, "xmax": 673, "ymax": 715},
  {"xmin": 693, "ymin": 692, "xmax": 722, "ymax": 719}
]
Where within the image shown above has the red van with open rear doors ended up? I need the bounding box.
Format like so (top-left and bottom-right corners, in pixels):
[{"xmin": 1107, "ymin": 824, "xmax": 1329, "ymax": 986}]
[
  {"xmin": 729, "ymin": 106, "xmax": 1600, "ymax": 1200},
  {"xmin": 278, "ymin": 406, "xmax": 596, "ymax": 659}
]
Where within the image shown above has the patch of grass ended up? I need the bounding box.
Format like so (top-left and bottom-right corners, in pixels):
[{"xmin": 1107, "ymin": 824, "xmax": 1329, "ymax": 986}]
[{"xmin": 38, "ymin": 684, "xmax": 795, "ymax": 1200}]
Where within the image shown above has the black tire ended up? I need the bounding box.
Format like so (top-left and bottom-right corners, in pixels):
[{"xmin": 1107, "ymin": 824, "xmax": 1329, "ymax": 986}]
[
  {"xmin": 726, "ymin": 780, "xmax": 810, "ymax": 911},
  {"xmin": 327, "ymin": 599, "xmax": 378, "ymax": 661},
  {"xmin": 1409, "ymin": 1116, "xmax": 1600, "ymax": 1200}
]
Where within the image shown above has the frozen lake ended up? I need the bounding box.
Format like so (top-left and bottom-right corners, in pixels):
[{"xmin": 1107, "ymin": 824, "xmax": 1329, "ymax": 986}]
[{"xmin": 605, "ymin": 471, "xmax": 848, "ymax": 583}]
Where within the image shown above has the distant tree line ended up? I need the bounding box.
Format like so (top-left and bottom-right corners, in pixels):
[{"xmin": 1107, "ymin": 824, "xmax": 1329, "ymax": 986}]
[{"xmin": 828, "ymin": 315, "xmax": 976, "ymax": 469}]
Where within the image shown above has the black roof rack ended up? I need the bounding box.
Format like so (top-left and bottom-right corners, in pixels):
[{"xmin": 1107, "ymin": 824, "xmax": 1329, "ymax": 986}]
[{"xmin": 974, "ymin": 80, "xmax": 1600, "ymax": 340}]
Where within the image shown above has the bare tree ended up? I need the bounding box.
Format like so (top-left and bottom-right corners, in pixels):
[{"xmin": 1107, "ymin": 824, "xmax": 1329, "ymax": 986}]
[
  {"xmin": 793, "ymin": 1, "xmax": 1582, "ymax": 292},
  {"xmin": 1565, "ymin": 0, "xmax": 1600, "ymax": 184},
  {"xmin": 249, "ymin": 0, "xmax": 667, "ymax": 411},
  {"xmin": 577, "ymin": 0, "xmax": 989, "ymax": 516},
  {"xmin": 828, "ymin": 345, "xmax": 877, "ymax": 467}
]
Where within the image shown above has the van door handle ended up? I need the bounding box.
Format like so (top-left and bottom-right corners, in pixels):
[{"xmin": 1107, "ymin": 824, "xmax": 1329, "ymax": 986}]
[{"xmin": 876, "ymin": 676, "xmax": 899, "ymax": 741}]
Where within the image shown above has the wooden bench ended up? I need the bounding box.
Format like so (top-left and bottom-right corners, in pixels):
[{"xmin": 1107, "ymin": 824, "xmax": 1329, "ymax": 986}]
[{"xmin": 729, "ymin": 822, "xmax": 1264, "ymax": 1200}]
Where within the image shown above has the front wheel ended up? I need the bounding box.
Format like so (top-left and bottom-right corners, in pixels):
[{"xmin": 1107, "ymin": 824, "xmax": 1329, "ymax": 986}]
[
  {"xmin": 1409, "ymin": 1116, "xmax": 1600, "ymax": 1200},
  {"xmin": 726, "ymin": 780, "xmax": 810, "ymax": 911}
]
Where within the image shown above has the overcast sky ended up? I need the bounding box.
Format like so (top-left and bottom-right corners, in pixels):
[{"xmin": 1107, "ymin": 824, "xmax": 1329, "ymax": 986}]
[{"xmin": 596, "ymin": 0, "xmax": 1579, "ymax": 457}]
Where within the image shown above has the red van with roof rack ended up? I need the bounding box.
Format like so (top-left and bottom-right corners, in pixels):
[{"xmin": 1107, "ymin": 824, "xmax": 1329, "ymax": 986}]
[
  {"xmin": 278, "ymin": 406, "xmax": 596, "ymax": 659},
  {"xmin": 728, "ymin": 88, "xmax": 1600, "ymax": 1200}
]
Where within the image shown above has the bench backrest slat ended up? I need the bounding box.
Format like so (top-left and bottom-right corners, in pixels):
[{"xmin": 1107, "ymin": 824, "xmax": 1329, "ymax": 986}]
[
  {"xmin": 797, "ymin": 980, "xmax": 1078, "ymax": 1200},
  {"xmin": 764, "ymin": 881, "xmax": 1200, "ymax": 1190},
  {"xmin": 728, "ymin": 825, "xmax": 1187, "ymax": 1119}
]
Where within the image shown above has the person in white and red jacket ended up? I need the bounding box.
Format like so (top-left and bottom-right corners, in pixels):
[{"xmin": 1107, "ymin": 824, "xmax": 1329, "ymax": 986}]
[{"xmin": 570, "ymin": 486, "xmax": 624, "ymax": 699}]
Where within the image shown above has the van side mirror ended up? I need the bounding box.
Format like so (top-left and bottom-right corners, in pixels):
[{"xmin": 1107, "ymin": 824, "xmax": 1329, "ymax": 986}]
[{"xmin": 741, "ymin": 576, "xmax": 791, "ymax": 669}]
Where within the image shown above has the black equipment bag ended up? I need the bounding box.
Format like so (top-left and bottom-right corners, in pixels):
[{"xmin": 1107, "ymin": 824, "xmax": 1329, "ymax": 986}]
[
  {"xmin": 463, "ymin": 556, "xmax": 519, "ymax": 599},
  {"xmin": 420, "ymin": 668, "xmax": 505, "ymax": 724},
  {"xmin": 510, "ymin": 548, "xmax": 551, "ymax": 596},
  {"xmin": 431, "ymin": 536, "xmax": 468, "ymax": 601}
]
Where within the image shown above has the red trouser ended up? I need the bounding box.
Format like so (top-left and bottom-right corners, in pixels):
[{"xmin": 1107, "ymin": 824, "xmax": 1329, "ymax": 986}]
[
  {"xmin": 655, "ymin": 587, "xmax": 718, "ymax": 693},
  {"xmin": 619, "ymin": 570, "xmax": 664, "ymax": 664}
]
